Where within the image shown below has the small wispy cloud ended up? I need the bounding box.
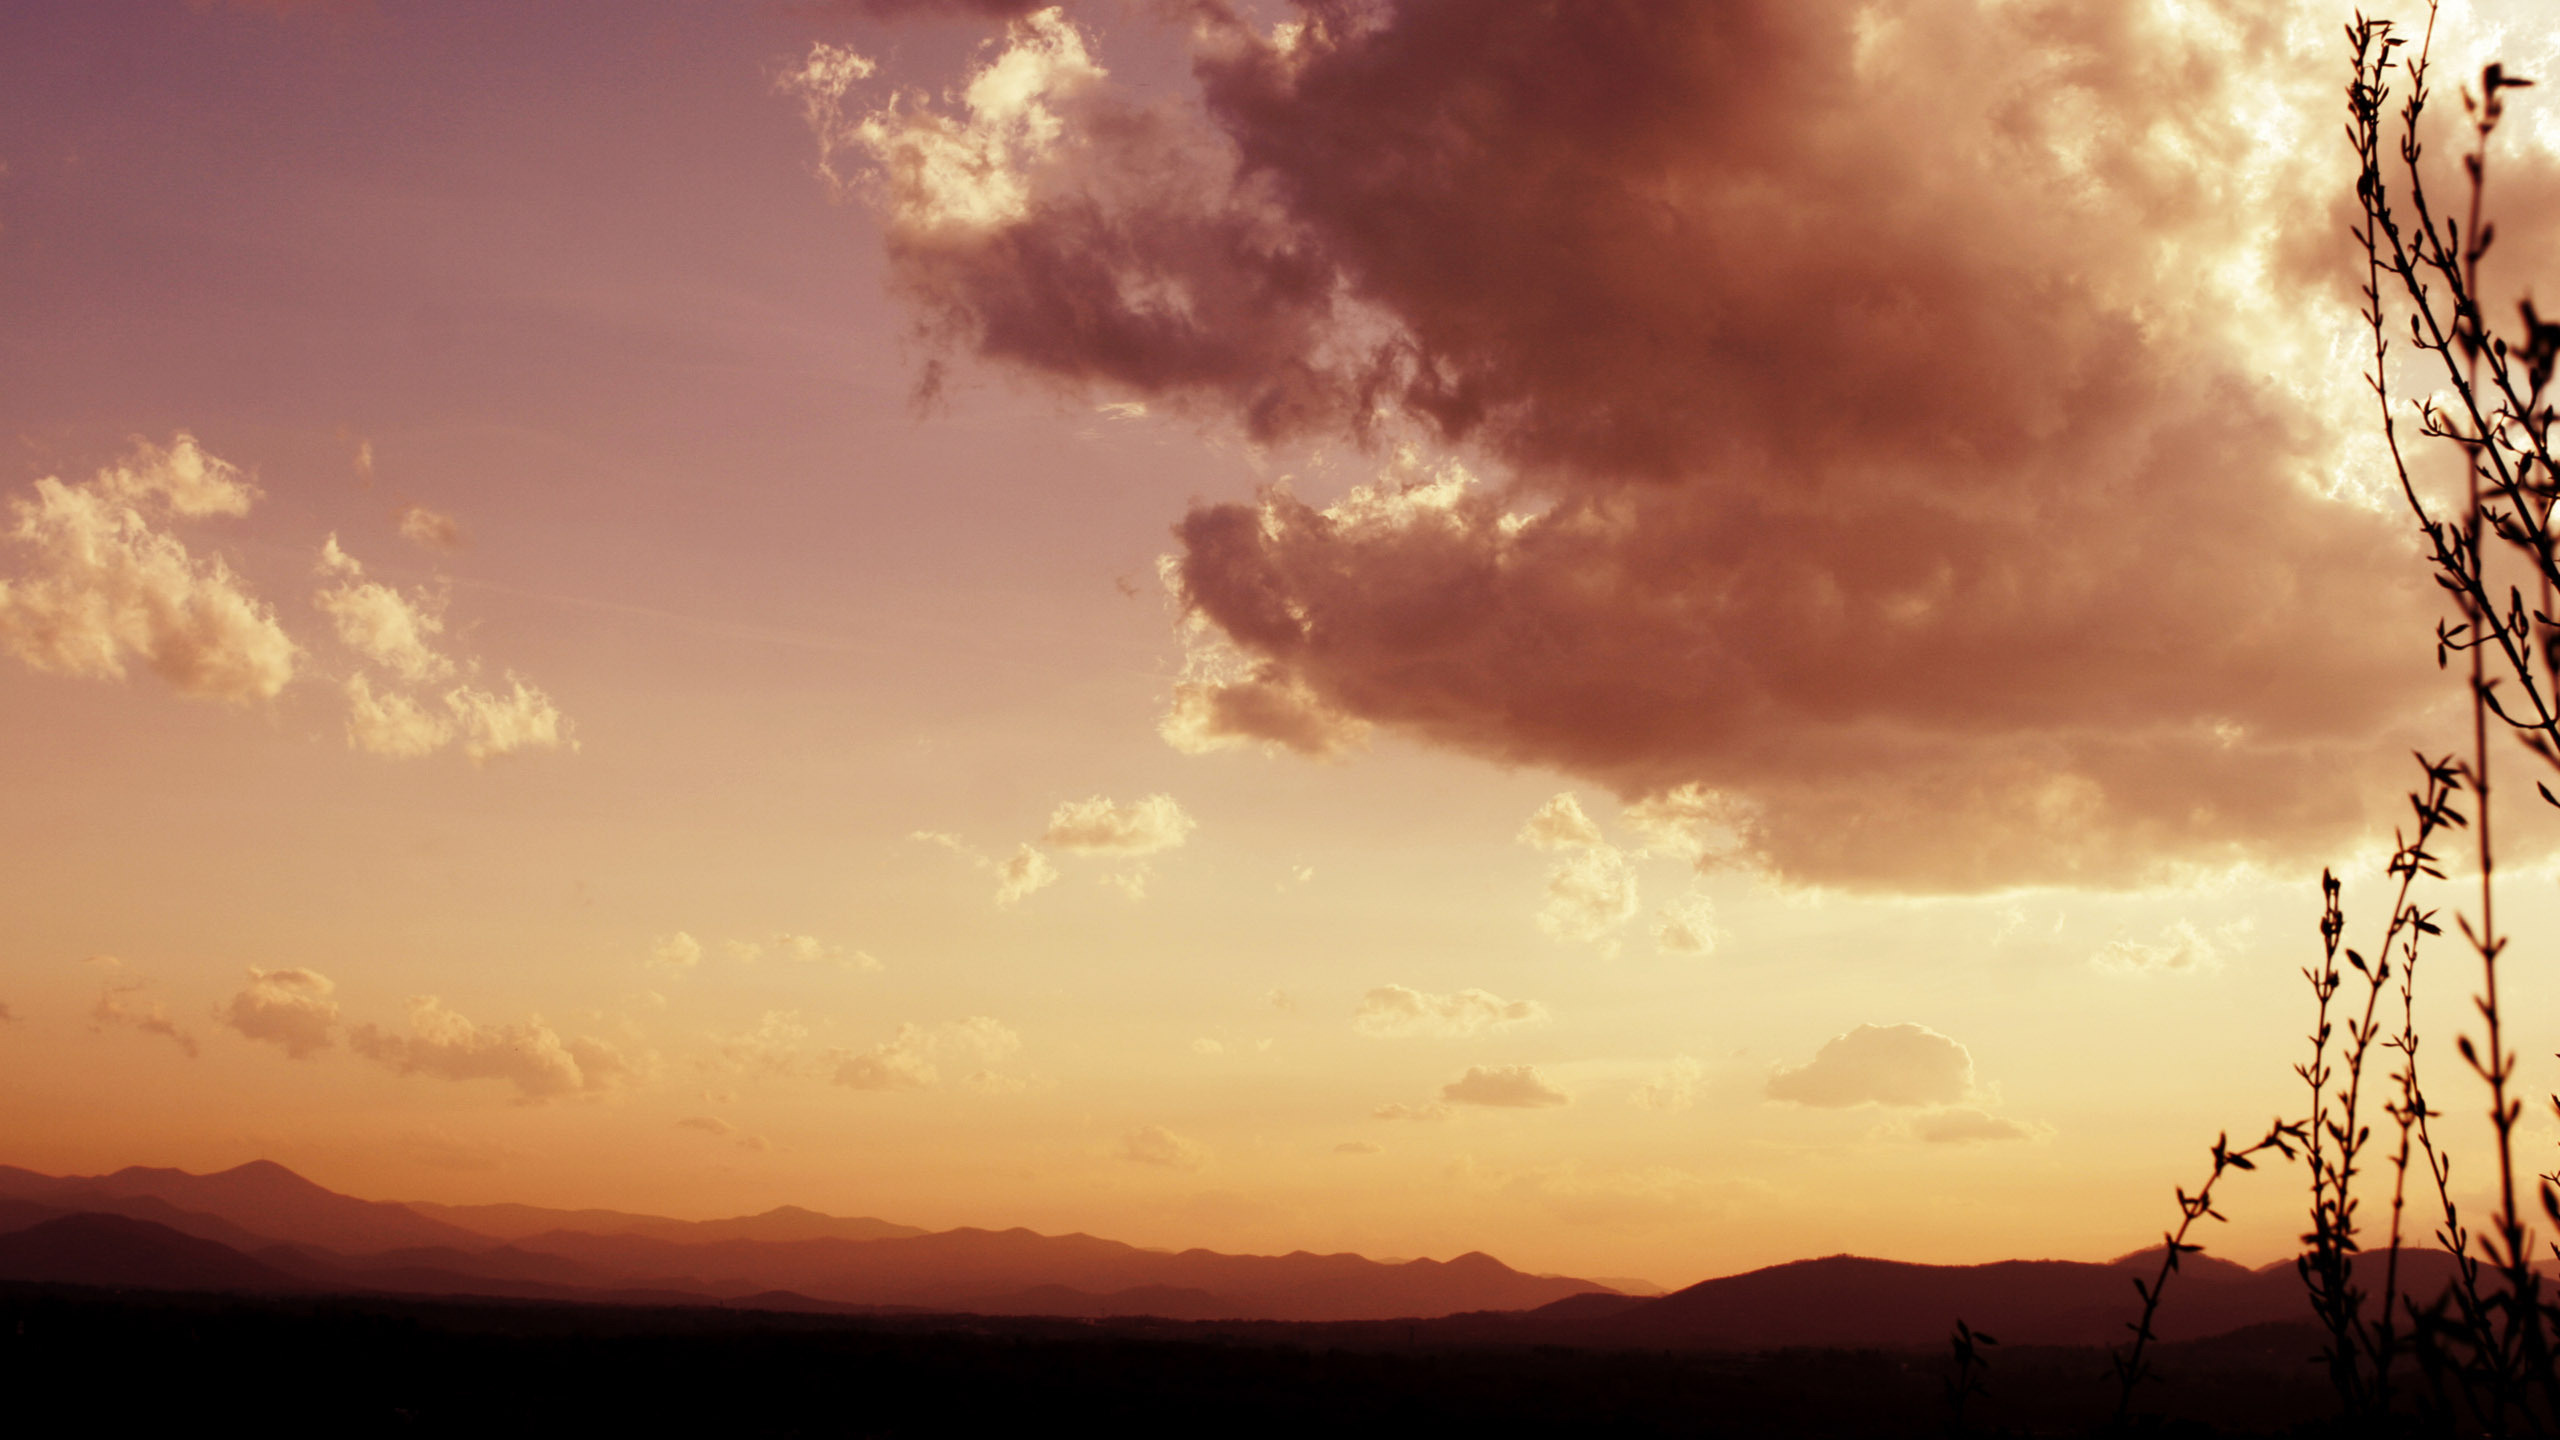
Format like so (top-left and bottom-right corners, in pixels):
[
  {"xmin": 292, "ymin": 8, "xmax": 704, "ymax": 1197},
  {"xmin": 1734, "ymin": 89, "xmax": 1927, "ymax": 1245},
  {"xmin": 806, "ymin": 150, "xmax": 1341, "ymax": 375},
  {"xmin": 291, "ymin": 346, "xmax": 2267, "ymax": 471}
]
[
  {"xmin": 1441, "ymin": 1065, "xmax": 1569, "ymax": 1109},
  {"xmin": 1118, "ymin": 1124, "xmax": 1209, "ymax": 1171},
  {"xmin": 1351, "ymin": 984, "xmax": 1548, "ymax": 1039}
]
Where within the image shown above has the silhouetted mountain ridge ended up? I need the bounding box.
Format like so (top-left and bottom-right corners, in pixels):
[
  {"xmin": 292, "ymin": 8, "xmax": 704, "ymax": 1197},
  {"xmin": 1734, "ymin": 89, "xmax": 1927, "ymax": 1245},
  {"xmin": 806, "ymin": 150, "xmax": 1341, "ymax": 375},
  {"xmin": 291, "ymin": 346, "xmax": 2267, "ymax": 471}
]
[
  {"xmin": 7, "ymin": 1159, "xmax": 2475, "ymax": 1348},
  {"xmin": 0, "ymin": 1161, "xmax": 1607, "ymax": 1321},
  {"xmin": 495, "ymin": 1223, "xmax": 1596, "ymax": 1319},
  {"xmin": 404, "ymin": 1198, "xmax": 926, "ymax": 1246},
  {"xmin": 0, "ymin": 1160, "xmax": 481, "ymax": 1254}
]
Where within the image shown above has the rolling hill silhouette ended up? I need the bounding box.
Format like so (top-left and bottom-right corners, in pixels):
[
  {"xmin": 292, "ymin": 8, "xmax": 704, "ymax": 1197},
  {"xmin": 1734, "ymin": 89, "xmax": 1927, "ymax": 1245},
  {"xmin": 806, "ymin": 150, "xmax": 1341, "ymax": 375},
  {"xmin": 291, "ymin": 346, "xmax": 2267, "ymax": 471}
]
[
  {"xmin": 0, "ymin": 1213, "xmax": 300, "ymax": 1292},
  {"xmin": 1577, "ymin": 1246, "xmax": 2478, "ymax": 1350}
]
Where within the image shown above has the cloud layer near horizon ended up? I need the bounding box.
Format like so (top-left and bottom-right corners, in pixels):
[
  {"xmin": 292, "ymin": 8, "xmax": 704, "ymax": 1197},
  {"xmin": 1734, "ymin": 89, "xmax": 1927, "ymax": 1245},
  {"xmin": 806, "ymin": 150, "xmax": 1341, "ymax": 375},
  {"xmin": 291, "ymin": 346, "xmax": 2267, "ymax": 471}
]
[{"xmin": 806, "ymin": 0, "xmax": 2481, "ymax": 892}]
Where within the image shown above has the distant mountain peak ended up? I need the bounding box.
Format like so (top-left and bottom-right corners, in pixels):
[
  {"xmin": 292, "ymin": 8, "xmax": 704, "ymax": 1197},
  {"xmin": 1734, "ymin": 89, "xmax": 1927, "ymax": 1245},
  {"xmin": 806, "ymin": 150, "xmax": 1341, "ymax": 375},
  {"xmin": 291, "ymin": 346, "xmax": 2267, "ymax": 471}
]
[
  {"xmin": 2105, "ymin": 1244, "xmax": 2255, "ymax": 1283},
  {"xmin": 13, "ymin": 1159, "xmax": 488, "ymax": 1256},
  {"xmin": 107, "ymin": 1158, "xmax": 325, "ymax": 1198},
  {"xmin": 222, "ymin": 1158, "xmax": 301, "ymax": 1178},
  {"xmin": 210, "ymin": 1159, "xmax": 334, "ymax": 1193}
]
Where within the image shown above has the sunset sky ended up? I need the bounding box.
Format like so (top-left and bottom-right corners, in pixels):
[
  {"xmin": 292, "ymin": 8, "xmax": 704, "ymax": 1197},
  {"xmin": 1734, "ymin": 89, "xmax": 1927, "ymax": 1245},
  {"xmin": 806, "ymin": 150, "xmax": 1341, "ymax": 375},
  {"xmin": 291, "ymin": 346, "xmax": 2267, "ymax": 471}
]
[{"xmin": 8, "ymin": 0, "xmax": 2560, "ymax": 1289}]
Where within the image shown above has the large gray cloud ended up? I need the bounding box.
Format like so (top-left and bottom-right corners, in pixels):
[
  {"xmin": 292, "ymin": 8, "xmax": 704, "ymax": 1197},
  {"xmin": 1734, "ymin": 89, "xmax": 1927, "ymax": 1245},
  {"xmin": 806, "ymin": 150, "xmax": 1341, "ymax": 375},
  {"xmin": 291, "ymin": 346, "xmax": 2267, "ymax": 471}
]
[{"xmin": 809, "ymin": 1, "xmax": 2489, "ymax": 891}]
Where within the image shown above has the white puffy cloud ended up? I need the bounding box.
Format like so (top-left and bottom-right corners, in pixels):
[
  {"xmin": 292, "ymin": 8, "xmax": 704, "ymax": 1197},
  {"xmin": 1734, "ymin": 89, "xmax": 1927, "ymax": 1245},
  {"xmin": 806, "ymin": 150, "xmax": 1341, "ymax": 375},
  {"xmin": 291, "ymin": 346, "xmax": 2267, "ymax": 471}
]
[
  {"xmin": 835, "ymin": 1023, "xmax": 940, "ymax": 1091},
  {"xmin": 311, "ymin": 542, "xmax": 451, "ymax": 683},
  {"xmin": 712, "ymin": 1010, "xmax": 812, "ymax": 1077},
  {"xmin": 314, "ymin": 581, "xmax": 447, "ymax": 681},
  {"xmin": 0, "ymin": 435, "xmax": 295, "ymax": 703},
  {"xmin": 995, "ymin": 843, "xmax": 1057, "ymax": 906},
  {"xmin": 943, "ymin": 1015, "xmax": 1021, "ymax": 1061},
  {"xmin": 349, "ymin": 997, "xmax": 634, "ymax": 1103},
  {"xmin": 780, "ymin": 40, "xmax": 880, "ymax": 188},
  {"xmin": 923, "ymin": 793, "xmax": 1187, "ymax": 905},
  {"xmin": 96, "ymin": 434, "xmax": 258, "ymax": 517},
  {"xmin": 220, "ymin": 967, "xmax": 339, "ymax": 1059},
  {"xmin": 650, "ymin": 932, "xmax": 703, "ymax": 972},
  {"xmin": 1118, "ymin": 1123, "xmax": 1209, "ymax": 1170},
  {"xmin": 344, "ymin": 673, "xmax": 571, "ymax": 763},
  {"xmin": 343, "ymin": 673, "xmax": 453, "ymax": 757},
  {"xmin": 395, "ymin": 503, "xmax": 462, "ymax": 550},
  {"xmin": 1765, "ymin": 1023, "xmax": 1977, "ymax": 1109},
  {"xmin": 834, "ymin": 1016, "xmax": 1020, "ymax": 1092},
  {"xmin": 789, "ymin": 15, "xmax": 1097, "ymax": 227},
  {"xmin": 91, "ymin": 978, "xmax": 199, "ymax": 1058},
  {"xmin": 445, "ymin": 677, "xmax": 572, "ymax": 761},
  {"xmin": 317, "ymin": 534, "xmax": 363, "ymax": 580},
  {"xmin": 1653, "ymin": 890, "xmax": 1717, "ymax": 955},
  {"xmin": 1040, "ymin": 793, "xmax": 1196, "ymax": 855},
  {"xmin": 1518, "ymin": 793, "xmax": 1606, "ymax": 852},
  {"xmin": 1441, "ymin": 1064, "xmax": 1569, "ymax": 1109},
  {"xmin": 1517, "ymin": 793, "xmax": 1638, "ymax": 943},
  {"xmin": 1622, "ymin": 785, "xmax": 1752, "ymax": 866},
  {"xmin": 767, "ymin": 934, "xmax": 837, "ymax": 966},
  {"xmin": 916, "ymin": 831, "xmax": 1066, "ymax": 907},
  {"xmin": 1352, "ymin": 984, "xmax": 1548, "ymax": 1039},
  {"xmin": 1537, "ymin": 846, "xmax": 1637, "ymax": 944},
  {"xmin": 314, "ymin": 536, "xmax": 572, "ymax": 763}
]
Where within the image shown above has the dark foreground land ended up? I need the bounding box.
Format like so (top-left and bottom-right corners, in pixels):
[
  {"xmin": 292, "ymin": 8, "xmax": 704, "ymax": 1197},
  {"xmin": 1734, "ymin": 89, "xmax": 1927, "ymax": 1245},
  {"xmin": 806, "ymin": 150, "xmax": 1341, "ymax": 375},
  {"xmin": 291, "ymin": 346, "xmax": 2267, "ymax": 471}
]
[{"xmin": 0, "ymin": 1283, "xmax": 2345, "ymax": 1437}]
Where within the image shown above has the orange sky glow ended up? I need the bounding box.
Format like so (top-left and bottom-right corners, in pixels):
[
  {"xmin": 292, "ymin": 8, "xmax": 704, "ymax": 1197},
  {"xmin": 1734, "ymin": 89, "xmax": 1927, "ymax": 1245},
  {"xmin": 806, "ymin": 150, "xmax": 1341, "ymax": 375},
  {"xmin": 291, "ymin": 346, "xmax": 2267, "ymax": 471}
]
[{"xmin": 7, "ymin": 0, "xmax": 2560, "ymax": 1292}]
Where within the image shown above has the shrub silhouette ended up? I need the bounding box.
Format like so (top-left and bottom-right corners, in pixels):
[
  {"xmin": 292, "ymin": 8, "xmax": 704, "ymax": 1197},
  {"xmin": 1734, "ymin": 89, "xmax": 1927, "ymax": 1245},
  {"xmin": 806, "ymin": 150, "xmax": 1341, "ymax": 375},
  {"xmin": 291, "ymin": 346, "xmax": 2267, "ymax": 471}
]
[{"xmin": 2123, "ymin": 7, "xmax": 2560, "ymax": 1432}]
